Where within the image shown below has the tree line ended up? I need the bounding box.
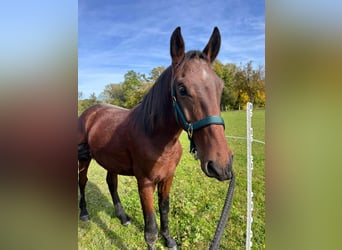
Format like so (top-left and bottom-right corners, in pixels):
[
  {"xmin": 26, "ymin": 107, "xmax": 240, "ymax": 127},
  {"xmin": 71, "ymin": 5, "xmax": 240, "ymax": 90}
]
[{"xmin": 78, "ymin": 60, "xmax": 265, "ymax": 115}]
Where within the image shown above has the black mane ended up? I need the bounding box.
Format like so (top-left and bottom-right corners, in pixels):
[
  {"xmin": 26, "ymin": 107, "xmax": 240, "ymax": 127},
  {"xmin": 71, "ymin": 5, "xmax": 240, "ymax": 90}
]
[{"xmin": 134, "ymin": 66, "xmax": 172, "ymax": 135}]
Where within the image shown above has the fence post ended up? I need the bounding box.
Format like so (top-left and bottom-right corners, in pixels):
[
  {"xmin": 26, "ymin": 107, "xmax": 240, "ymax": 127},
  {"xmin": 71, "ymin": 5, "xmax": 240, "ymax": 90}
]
[{"xmin": 246, "ymin": 102, "xmax": 254, "ymax": 250}]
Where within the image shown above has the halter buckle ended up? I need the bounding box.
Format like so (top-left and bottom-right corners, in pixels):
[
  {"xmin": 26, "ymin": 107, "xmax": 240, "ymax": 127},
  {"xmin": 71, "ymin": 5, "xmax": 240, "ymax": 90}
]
[{"xmin": 187, "ymin": 124, "xmax": 193, "ymax": 138}]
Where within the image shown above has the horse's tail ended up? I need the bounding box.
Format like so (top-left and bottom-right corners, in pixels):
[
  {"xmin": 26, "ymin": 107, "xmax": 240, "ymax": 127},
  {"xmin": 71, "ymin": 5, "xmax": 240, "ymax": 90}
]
[
  {"xmin": 78, "ymin": 109, "xmax": 91, "ymax": 162},
  {"xmin": 78, "ymin": 142, "xmax": 91, "ymax": 161},
  {"xmin": 78, "ymin": 104, "xmax": 106, "ymax": 161}
]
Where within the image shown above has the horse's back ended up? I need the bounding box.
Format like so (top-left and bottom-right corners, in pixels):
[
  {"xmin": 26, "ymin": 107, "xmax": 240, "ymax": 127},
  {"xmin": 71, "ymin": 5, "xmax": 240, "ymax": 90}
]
[
  {"xmin": 78, "ymin": 104, "xmax": 135, "ymax": 172},
  {"xmin": 78, "ymin": 104, "xmax": 129, "ymax": 143}
]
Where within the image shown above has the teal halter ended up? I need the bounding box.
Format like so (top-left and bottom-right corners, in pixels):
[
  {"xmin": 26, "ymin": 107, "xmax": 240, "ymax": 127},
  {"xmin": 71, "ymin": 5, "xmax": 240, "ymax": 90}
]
[{"xmin": 171, "ymin": 76, "xmax": 225, "ymax": 155}]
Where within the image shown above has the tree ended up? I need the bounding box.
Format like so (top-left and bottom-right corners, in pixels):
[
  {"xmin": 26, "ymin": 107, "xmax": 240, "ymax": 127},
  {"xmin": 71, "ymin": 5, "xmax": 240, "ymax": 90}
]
[
  {"xmin": 148, "ymin": 66, "xmax": 166, "ymax": 83},
  {"xmin": 232, "ymin": 61, "xmax": 265, "ymax": 109},
  {"xmin": 213, "ymin": 60, "xmax": 236, "ymax": 110},
  {"xmin": 122, "ymin": 70, "xmax": 145, "ymax": 108},
  {"xmin": 78, "ymin": 92, "xmax": 101, "ymax": 115},
  {"xmin": 99, "ymin": 70, "xmax": 154, "ymax": 109},
  {"xmin": 101, "ymin": 83, "xmax": 125, "ymax": 106},
  {"xmin": 253, "ymin": 65, "xmax": 266, "ymax": 107}
]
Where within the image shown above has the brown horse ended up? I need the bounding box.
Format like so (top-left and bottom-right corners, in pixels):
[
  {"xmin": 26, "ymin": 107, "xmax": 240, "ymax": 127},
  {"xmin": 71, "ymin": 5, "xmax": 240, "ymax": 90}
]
[{"xmin": 78, "ymin": 27, "xmax": 234, "ymax": 250}]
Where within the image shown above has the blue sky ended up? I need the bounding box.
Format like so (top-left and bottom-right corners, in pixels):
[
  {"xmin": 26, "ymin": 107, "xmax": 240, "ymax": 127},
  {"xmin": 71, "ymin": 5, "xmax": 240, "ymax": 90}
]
[{"xmin": 79, "ymin": 0, "xmax": 264, "ymax": 98}]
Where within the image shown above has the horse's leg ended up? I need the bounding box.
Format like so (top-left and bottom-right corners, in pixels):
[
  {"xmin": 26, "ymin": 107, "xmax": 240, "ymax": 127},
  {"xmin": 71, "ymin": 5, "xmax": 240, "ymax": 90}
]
[
  {"xmin": 138, "ymin": 180, "xmax": 158, "ymax": 250},
  {"xmin": 78, "ymin": 159, "xmax": 91, "ymax": 221},
  {"xmin": 158, "ymin": 175, "xmax": 177, "ymax": 249},
  {"xmin": 106, "ymin": 171, "xmax": 131, "ymax": 226}
]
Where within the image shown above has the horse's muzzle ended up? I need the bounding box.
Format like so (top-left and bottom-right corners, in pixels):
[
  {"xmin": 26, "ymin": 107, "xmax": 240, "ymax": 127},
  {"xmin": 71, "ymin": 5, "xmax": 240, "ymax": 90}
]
[{"xmin": 203, "ymin": 154, "xmax": 234, "ymax": 181}]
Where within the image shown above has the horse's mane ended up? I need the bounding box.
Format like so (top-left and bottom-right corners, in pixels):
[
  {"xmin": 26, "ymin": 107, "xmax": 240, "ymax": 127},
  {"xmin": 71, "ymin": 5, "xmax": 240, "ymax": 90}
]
[{"xmin": 134, "ymin": 66, "xmax": 172, "ymax": 135}]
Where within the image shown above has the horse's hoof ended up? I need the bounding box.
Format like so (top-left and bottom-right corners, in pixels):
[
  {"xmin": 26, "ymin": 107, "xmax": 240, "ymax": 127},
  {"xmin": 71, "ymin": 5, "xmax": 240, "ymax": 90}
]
[
  {"xmin": 166, "ymin": 238, "xmax": 177, "ymax": 249},
  {"xmin": 122, "ymin": 219, "xmax": 131, "ymax": 226},
  {"xmin": 80, "ymin": 214, "xmax": 89, "ymax": 221},
  {"xmin": 120, "ymin": 215, "xmax": 131, "ymax": 226}
]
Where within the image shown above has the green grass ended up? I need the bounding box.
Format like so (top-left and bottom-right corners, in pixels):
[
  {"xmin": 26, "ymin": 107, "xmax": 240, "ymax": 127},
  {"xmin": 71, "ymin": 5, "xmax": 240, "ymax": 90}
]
[{"xmin": 78, "ymin": 110, "xmax": 265, "ymax": 250}]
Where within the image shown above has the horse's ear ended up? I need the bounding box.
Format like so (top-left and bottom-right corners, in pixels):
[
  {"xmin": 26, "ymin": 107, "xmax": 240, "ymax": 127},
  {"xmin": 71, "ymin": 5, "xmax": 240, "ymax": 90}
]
[
  {"xmin": 203, "ymin": 27, "xmax": 221, "ymax": 63},
  {"xmin": 170, "ymin": 27, "xmax": 185, "ymax": 67}
]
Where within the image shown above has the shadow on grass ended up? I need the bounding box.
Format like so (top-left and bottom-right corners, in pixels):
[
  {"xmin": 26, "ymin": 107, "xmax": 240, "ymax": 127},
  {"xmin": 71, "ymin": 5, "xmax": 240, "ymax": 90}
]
[{"xmin": 78, "ymin": 181, "xmax": 144, "ymax": 249}]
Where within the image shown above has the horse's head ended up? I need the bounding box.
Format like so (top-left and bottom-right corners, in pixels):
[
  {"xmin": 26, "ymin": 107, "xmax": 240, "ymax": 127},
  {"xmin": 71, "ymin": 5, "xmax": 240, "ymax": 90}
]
[{"xmin": 170, "ymin": 27, "xmax": 233, "ymax": 181}]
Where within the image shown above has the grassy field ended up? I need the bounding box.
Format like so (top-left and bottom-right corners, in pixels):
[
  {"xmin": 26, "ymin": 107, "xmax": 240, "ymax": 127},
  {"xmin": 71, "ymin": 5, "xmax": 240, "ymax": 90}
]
[{"xmin": 78, "ymin": 109, "xmax": 265, "ymax": 249}]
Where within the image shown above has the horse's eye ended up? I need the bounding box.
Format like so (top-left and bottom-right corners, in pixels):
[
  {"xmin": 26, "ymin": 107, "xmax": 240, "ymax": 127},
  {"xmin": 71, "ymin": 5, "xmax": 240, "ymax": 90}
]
[{"xmin": 178, "ymin": 85, "xmax": 188, "ymax": 96}]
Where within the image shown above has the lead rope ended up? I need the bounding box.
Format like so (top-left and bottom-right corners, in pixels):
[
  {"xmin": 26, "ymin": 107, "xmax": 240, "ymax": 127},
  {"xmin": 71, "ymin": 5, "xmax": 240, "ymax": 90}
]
[{"xmin": 209, "ymin": 171, "xmax": 235, "ymax": 250}]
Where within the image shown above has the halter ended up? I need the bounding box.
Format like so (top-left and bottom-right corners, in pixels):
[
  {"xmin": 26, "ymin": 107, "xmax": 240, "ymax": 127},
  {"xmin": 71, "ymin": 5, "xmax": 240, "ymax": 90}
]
[{"xmin": 170, "ymin": 72, "xmax": 225, "ymax": 155}]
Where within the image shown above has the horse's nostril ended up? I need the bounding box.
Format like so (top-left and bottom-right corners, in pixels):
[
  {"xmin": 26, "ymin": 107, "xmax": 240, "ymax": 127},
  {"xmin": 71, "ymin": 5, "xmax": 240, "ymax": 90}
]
[{"xmin": 207, "ymin": 161, "xmax": 217, "ymax": 177}]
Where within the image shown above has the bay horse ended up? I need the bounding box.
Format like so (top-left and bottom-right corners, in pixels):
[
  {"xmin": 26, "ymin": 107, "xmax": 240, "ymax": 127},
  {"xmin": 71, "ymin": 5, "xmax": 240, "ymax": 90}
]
[{"xmin": 78, "ymin": 27, "xmax": 234, "ymax": 250}]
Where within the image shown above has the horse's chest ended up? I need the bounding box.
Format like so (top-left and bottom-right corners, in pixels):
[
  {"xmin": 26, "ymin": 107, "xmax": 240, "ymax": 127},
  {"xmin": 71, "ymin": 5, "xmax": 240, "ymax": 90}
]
[
  {"xmin": 135, "ymin": 146, "xmax": 181, "ymax": 182},
  {"xmin": 145, "ymin": 161, "xmax": 177, "ymax": 183}
]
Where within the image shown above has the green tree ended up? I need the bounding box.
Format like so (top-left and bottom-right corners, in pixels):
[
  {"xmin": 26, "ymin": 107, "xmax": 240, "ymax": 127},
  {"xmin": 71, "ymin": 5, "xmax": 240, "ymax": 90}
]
[
  {"xmin": 101, "ymin": 83, "xmax": 125, "ymax": 106},
  {"xmin": 148, "ymin": 66, "xmax": 166, "ymax": 83},
  {"xmin": 232, "ymin": 61, "xmax": 265, "ymax": 109},
  {"xmin": 78, "ymin": 92, "xmax": 101, "ymax": 115},
  {"xmin": 213, "ymin": 60, "xmax": 236, "ymax": 110},
  {"xmin": 99, "ymin": 70, "xmax": 155, "ymax": 109},
  {"xmin": 252, "ymin": 65, "xmax": 265, "ymax": 107},
  {"xmin": 122, "ymin": 70, "xmax": 146, "ymax": 108}
]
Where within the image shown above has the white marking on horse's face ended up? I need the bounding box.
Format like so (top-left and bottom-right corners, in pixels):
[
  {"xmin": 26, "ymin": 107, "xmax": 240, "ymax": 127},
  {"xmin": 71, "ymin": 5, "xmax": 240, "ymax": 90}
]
[{"xmin": 202, "ymin": 68, "xmax": 208, "ymax": 79}]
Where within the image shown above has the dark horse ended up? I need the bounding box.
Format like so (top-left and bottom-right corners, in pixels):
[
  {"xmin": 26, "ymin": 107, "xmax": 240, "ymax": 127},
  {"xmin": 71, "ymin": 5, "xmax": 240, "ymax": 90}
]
[{"xmin": 78, "ymin": 27, "xmax": 234, "ymax": 250}]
